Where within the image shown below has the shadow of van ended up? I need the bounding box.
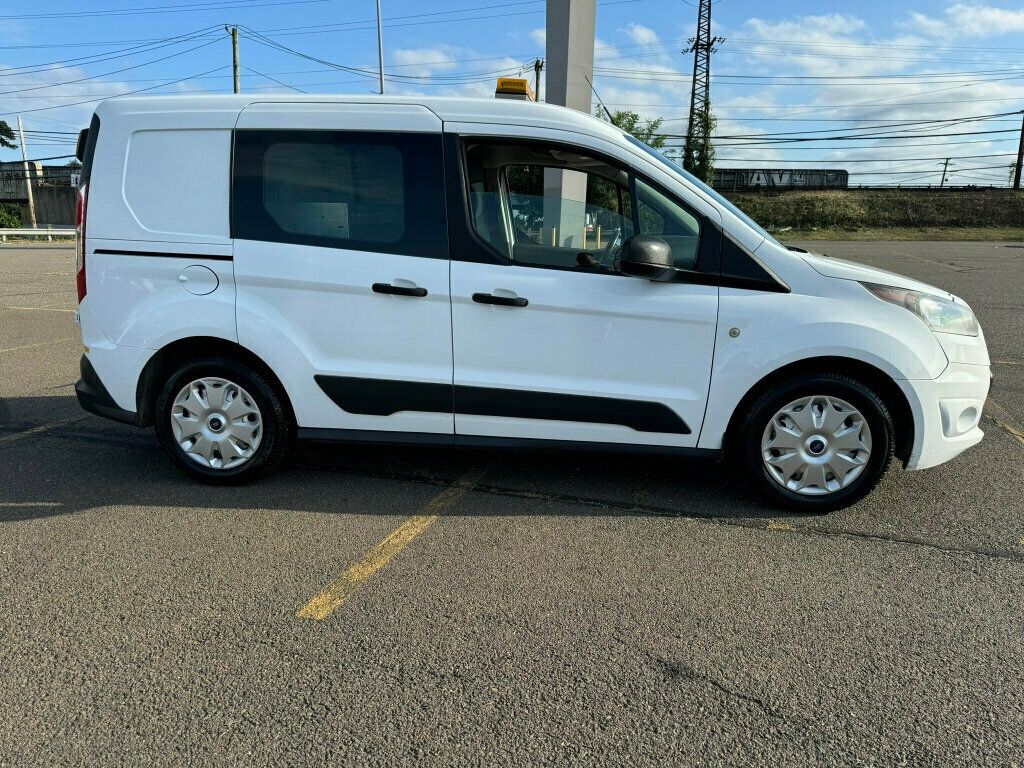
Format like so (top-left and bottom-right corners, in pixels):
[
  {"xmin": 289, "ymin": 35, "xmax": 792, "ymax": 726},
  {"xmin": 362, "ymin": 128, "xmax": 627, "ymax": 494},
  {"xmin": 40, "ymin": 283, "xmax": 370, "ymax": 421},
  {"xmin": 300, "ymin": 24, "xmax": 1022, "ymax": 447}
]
[{"xmin": 0, "ymin": 395, "xmax": 770, "ymax": 522}]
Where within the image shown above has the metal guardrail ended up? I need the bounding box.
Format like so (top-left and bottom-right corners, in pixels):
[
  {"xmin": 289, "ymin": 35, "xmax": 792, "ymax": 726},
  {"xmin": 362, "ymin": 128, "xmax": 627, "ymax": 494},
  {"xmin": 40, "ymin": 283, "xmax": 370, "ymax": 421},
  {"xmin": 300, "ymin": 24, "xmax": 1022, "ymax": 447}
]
[{"xmin": 0, "ymin": 227, "xmax": 75, "ymax": 243}]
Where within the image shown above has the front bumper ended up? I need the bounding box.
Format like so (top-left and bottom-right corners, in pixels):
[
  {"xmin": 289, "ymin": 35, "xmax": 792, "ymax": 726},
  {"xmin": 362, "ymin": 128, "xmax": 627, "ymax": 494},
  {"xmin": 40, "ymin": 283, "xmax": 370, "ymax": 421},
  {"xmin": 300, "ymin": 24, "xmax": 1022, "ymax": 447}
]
[{"xmin": 899, "ymin": 362, "xmax": 991, "ymax": 471}]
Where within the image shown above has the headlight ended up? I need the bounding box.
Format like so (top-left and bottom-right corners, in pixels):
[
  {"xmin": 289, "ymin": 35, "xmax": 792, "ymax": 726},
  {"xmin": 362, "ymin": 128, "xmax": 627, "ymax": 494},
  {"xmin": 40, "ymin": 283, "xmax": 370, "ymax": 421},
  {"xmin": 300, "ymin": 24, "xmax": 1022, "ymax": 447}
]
[{"xmin": 862, "ymin": 282, "xmax": 979, "ymax": 337}]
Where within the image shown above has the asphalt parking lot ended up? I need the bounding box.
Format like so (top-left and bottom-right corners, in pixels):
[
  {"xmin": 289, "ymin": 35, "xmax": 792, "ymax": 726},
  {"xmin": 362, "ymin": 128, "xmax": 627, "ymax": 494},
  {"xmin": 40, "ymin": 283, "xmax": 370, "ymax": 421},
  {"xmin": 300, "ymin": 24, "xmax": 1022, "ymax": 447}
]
[{"xmin": 2, "ymin": 242, "xmax": 1023, "ymax": 766}]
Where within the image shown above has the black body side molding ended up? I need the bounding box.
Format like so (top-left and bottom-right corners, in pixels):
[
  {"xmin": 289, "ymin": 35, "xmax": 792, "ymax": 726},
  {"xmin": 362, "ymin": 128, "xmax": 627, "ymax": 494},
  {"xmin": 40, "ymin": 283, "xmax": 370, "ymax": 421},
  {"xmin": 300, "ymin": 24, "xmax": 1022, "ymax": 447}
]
[
  {"xmin": 314, "ymin": 375, "xmax": 453, "ymax": 417},
  {"xmin": 314, "ymin": 376, "xmax": 690, "ymax": 435}
]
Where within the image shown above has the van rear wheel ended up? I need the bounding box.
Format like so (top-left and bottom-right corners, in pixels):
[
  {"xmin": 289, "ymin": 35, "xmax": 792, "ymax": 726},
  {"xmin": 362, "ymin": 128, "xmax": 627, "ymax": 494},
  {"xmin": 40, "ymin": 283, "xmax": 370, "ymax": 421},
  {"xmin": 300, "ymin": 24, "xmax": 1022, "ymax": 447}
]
[
  {"xmin": 739, "ymin": 373, "xmax": 895, "ymax": 512},
  {"xmin": 155, "ymin": 357, "xmax": 291, "ymax": 484}
]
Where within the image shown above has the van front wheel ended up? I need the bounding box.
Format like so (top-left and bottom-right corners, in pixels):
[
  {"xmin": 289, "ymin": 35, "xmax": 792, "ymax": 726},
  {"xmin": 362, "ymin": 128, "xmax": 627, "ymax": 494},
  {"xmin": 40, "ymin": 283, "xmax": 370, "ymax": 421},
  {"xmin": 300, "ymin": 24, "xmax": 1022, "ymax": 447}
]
[
  {"xmin": 155, "ymin": 358, "xmax": 292, "ymax": 484},
  {"xmin": 740, "ymin": 373, "xmax": 895, "ymax": 512}
]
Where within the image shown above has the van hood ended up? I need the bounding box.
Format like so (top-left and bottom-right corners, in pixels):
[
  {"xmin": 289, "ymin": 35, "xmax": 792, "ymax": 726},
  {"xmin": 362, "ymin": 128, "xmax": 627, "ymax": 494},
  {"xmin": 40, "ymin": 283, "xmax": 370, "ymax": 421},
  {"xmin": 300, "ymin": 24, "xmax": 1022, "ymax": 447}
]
[{"xmin": 798, "ymin": 251, "xmax": 953, "ymax": 300}]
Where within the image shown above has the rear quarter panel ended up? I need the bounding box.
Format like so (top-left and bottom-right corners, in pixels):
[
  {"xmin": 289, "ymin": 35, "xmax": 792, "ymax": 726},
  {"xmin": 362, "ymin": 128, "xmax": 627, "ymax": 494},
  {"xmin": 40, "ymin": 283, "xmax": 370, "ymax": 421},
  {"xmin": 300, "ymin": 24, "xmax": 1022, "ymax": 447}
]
[{"xmin": 84, "ymin": 102, "xmax": 240, "ymax": 352}]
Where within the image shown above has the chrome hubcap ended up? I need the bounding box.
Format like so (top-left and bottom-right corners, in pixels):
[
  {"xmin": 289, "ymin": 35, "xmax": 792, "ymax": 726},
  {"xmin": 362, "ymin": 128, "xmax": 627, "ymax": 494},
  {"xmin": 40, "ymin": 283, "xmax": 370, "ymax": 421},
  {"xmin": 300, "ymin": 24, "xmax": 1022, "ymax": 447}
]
[
  {"xmin": 170, "ymin": 377, "xmax": 262, "ymax": 470},
  {"xmin": 761, "ymin": 395, "xmax": 872, "ymax": 496}
]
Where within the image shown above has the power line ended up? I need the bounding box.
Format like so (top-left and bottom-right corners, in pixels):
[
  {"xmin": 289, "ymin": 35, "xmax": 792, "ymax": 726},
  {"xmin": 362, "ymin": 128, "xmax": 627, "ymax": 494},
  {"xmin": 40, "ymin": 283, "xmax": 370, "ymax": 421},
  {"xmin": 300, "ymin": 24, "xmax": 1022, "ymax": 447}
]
[
  {"xmin": 241, "ymin": 66, "xmax": 308, "ymax": 93},
  {"xmin": 679, "ymin": 128, "xmax": 1024, "ymax": 143},
  {"xmin": 0, "ymin": 38, "xmax": 222, "ymax": 96},
  {"xmin": 700, "ymin": 152, "xmax": 1018, "ymax": 163},
  {"xmin": 2, "ymin": 153, "xmax": 76, "ymax": 162},
  {"xmin": 0, "ymin": 0, "xmax": 342, "ymax": 21},
  {"xmin": 602, "ymin": 98, "xmax": 1024, "ymax": 109},
  {"xmin": 0, "ymin": 26, "xmax": 220, "ymax": 78},
  {"xmin": 593, "ymin": 67, "xmax": 1024, "ymax": 87},
  {"xmin": 0, "ymin": 64, "xmax": 226, "ymax": 117}
]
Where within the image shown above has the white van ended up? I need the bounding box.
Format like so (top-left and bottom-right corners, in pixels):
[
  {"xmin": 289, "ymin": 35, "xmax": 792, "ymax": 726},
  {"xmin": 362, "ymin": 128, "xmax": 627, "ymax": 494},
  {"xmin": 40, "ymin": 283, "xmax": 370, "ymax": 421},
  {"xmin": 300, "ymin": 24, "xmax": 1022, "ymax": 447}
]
[{"xmin": 73, "ymin": 95, "xmax": 990, "ymax": 511}]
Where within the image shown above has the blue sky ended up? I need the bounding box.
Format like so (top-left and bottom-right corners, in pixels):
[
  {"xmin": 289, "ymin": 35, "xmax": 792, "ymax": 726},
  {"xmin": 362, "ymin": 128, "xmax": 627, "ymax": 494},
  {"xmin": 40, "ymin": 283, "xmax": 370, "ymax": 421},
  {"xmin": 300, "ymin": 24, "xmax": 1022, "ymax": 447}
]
[{"xmin": 1, "ymin": 0, "xmax": 1023, "ymax": 185}]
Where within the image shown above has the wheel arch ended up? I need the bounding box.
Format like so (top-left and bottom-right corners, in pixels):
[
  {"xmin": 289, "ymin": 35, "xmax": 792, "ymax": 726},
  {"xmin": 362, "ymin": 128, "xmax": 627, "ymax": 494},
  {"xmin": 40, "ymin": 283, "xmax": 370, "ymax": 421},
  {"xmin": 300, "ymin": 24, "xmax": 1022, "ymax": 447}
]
[
  {"xmin": 722, "ymin": 356, "xmax": 914, "ymax": 464},
  {"xmin": 135, "ymin": 336, "xmax": 296, "ymax": 429}
]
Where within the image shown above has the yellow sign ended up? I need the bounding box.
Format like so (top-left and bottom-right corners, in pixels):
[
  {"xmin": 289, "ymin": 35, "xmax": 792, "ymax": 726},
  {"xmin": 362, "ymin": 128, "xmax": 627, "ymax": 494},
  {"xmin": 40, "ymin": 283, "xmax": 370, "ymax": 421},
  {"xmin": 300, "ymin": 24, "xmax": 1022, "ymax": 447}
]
[{"xmin": 495, "ymin": 77, "xmax": 535, "ymax": 100}]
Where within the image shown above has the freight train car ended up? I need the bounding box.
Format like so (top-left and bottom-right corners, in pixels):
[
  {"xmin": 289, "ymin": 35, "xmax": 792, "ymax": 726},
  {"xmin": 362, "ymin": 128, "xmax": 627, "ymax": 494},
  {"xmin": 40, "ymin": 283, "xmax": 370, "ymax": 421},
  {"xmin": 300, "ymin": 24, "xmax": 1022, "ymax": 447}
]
[{"xmin": 713, "ymin": 168, "xmax": 849, "ymax": 191}]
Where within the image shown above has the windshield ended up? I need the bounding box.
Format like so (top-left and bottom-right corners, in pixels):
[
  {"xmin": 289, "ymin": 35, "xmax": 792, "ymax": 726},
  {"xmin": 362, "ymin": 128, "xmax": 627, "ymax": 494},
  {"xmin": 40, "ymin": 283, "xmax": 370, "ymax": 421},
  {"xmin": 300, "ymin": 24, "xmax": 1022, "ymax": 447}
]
[{"xmin": 622, "ymin": 133, "xmax": 781, "ymax": 247}]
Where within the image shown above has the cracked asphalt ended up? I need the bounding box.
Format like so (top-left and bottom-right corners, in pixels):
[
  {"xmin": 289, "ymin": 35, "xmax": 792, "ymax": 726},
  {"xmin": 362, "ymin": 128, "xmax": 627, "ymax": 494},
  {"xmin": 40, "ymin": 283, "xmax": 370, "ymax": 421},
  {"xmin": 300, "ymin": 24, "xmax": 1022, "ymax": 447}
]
[{"xmin": 1, "ymin": 242, "xmax": 1023, "ymax": 767}]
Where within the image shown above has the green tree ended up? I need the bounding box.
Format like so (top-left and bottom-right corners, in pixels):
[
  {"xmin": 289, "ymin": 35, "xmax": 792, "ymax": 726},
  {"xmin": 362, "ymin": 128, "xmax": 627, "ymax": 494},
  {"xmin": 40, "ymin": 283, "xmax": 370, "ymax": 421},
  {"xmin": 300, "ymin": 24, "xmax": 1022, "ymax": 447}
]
[
  {"xmin": 1010, "ymin": 161, "xmax": 1018, "ymax": 186},
  {"xmin": 66, "ymin": 158, "xmax": 82, "ymax": 169},
  {"xmin": 598, "ymin": 108, "xmax": 669, "ymax": 149},
  {"xmin": 0, "ymin": 120, "xmax": 15, "ymax": 150},
  {"xmin": 0, "ymin": 203, "xmax": 21, "ymax": 228},
  {"xmin": 682, "ymin": 107, "xmax": 717, "ymax": 185}
]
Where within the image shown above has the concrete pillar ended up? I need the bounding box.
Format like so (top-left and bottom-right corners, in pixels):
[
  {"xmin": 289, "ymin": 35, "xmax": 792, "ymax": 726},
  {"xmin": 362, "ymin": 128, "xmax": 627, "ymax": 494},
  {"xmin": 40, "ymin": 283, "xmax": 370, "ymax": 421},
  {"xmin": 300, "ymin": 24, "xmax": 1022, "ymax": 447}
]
[
  {"xmin": 543, "ymin": 0, "xmax": 597, "ymax": 248},
  {"xmin": 544, "ymin": 0, "xmax": 596, "ymax": 112}
]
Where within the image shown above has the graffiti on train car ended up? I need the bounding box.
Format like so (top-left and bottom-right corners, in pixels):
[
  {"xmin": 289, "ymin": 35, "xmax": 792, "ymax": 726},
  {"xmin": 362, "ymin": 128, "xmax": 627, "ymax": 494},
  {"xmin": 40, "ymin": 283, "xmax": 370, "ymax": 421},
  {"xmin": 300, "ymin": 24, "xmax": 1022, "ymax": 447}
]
[{"xmin": 713, "ymin": 168, "xmax": 849, "ymax": 190}]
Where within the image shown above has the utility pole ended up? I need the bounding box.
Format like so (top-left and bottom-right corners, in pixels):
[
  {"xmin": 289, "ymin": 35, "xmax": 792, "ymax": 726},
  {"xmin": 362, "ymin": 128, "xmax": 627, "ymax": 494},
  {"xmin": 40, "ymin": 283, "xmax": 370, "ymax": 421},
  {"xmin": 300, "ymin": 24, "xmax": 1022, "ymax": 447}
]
[
  {"xmin": 16, "ymin": 116, "xmax": 37, "ymax": 229},
  {"xmin": 228, "ymin": 26, "xmax": 240, "ymax": 93},
  {"xmin": 683, "ymin": 0, "xmax": 724, "ymax": 182},
  {"xmin": 1013, "ymin": 110, "xmax": 1023, "ymax": 189},
  {"xmin": 533, "ymin": 58, "xmax": 543, "ymax": 101},
  {"xmin": 376, "ymin": 0, "xmax": 385, "ymax": 94},
  {"xmin": 939, "ymin": 157, "xmax": 952, "ymax": 188}
]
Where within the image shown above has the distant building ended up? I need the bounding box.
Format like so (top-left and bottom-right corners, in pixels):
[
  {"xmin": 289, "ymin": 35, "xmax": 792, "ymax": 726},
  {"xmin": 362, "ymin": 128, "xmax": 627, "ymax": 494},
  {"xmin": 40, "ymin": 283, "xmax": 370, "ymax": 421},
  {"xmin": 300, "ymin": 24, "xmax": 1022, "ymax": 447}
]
[{"xmin": 0, "ymin": 162, "xmax": 77, "ymax": 201}]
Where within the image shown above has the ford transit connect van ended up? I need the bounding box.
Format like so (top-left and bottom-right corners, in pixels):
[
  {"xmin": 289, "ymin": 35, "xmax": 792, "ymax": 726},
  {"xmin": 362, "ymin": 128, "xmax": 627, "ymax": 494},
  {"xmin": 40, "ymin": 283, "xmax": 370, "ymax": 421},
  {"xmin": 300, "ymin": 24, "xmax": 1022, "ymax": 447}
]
[{"xmin": 73, "ymin": 95, "xmax": 991, "ymax": 511}]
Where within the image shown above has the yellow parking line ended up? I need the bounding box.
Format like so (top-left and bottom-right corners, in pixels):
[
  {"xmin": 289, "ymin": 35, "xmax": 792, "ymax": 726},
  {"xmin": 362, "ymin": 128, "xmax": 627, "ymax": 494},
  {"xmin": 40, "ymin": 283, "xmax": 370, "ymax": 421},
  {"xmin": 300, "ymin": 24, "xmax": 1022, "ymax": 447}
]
[
  {"xmin": 0, "ymin": 336, "xmax": 78, "ymax": 354},
  {"xmin": 986, "ymin": 399, "xmax": 1024, "ymax": 449},
  {"xmin": 0, "ymin": 416, "xmax": 86, "ymax": 448},
  {"xmin": 0, "ymin": 305, "xmax": 76, "ymax": 313},
  {"xmin": 296, "ymin": 465, "xmax": 489, "ymax": 621}
]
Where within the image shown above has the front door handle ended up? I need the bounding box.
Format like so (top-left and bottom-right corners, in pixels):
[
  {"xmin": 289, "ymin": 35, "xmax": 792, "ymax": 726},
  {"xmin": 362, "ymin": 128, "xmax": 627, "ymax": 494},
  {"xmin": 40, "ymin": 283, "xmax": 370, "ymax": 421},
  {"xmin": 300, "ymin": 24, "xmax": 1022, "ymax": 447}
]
[
  {"xmin": 372, "ymin": 282, "xmax": 428, "ymax": 298},
  {"xmin": 472, "ymin": 292, "xmax": 528, "ymax": 308}
]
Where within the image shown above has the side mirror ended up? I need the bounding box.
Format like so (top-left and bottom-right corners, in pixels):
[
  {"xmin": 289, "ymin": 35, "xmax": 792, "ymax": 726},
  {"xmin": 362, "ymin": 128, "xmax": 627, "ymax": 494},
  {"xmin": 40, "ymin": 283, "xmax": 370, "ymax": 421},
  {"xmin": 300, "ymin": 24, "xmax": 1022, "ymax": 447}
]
[{"xmin": 618, "ymin": 235, "xmax": 679, "ymax": 282}]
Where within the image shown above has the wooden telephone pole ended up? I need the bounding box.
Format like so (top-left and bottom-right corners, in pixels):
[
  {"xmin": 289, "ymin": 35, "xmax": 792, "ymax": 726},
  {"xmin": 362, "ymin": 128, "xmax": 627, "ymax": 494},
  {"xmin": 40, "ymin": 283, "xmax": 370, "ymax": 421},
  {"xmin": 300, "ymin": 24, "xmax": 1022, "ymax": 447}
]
[
  {"xmin": 230, "ymin": 27, "xmax": 239, "ymax": 94},
  {"xmin": 1013, "ymin": 110, "xmax": 1023, "ymax": 189},
  {"xmin": 939, "ymin": 157, "xmax": 952, "ymax": 188},
  {"xmin": 16, "ymin": 116, "xmax": 37, "ymax": 228}
]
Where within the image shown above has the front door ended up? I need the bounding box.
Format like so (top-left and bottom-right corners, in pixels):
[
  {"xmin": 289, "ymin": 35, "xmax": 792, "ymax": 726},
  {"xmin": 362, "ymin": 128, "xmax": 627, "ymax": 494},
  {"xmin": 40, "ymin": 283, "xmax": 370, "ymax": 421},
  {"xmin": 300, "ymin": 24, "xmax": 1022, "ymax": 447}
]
[
  {"xmin": 448, "ymin": 134, "xmax": 719, "ymax": 448},
  {"xmin": 232, "ymin": 104, "xmax": 454, "ymax": 435}
]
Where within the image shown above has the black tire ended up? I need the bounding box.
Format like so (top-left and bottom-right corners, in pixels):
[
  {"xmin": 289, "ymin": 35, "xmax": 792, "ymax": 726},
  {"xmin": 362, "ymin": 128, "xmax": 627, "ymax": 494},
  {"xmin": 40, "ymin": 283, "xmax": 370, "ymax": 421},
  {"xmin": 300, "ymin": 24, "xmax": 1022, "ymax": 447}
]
[
  {"xmin": 154, "ymin": 357, "xmax": 292, "ymax": 485},
  {"xmin": 739, "ymin": 373, "xmax": 895, "ymax": 513}
]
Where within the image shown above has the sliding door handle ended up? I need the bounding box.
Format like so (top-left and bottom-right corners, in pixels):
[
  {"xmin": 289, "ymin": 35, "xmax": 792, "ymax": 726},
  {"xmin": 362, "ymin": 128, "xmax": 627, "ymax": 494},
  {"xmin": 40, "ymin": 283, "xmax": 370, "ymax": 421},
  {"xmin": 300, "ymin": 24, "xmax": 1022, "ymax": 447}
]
[
  {"xmin": 472, "ymin": 292, "xmax": 528, "ymax": 308},
  {"xmin": 372, "ymin": 282, "xmax": 428, "ymax": 297}
]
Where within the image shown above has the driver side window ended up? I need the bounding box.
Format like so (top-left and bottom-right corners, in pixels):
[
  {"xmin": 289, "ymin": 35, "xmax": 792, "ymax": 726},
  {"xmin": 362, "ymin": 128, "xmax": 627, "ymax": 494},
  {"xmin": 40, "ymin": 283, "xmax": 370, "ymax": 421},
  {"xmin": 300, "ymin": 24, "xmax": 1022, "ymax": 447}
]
[{"xmin": 465, "ymin": 142, "xmax": 634, "ymax": 273}]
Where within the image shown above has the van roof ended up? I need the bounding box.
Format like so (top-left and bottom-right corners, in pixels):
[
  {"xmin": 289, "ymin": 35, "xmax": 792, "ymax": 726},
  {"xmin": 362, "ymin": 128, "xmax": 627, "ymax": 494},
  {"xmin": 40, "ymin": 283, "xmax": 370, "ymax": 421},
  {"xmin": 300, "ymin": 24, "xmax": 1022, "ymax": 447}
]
[{"xmin": 93, "ymin": 94, "xmax": 626, "ymax": 142}]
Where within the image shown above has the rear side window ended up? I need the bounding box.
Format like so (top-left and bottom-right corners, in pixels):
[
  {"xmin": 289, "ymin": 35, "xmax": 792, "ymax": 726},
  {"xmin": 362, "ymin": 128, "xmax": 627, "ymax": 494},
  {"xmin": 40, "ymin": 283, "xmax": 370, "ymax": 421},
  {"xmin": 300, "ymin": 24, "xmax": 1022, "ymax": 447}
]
[
  {"xmin": 79, "ymin": 113, "xmax": 100, "ymax": 183},
  {"xmin": 232, "ymin": 130, "xmax": 447, "ymax": 258}
]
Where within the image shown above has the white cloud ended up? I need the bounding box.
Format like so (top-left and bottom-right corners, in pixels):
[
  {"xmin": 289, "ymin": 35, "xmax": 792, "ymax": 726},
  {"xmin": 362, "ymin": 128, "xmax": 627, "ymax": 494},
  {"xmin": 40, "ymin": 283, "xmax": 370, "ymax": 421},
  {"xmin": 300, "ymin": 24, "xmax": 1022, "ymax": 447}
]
[
  {"xmin": 391, "ymin": 47, "xmax": 458, "ymax": 78},
  {"xmin": 903, "ymin": 3, "xmax": 1024, "ymax": 39},
  {"xmin": 623, "ymin": 23, "xmax": 659, "ymax": 45},
  {"xmin": 745, "ymin": 13, "xmax": 867, "ymax": 40},
  {"xmin": 530, "ymin": 27, "xmax": 546, "ymax": 47},
  {"xmin": 0, "ymin": 66, "xmax": 139, "ymax": 143}
]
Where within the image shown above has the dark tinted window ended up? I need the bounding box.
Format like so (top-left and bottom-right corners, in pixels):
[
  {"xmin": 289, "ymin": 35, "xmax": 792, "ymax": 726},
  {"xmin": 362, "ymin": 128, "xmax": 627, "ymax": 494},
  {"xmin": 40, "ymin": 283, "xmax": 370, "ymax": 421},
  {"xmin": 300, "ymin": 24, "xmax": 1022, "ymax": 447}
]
[
  {"xmin": 232, "ymin": 130, "xmax": 447, "ymax": 258},
  {"xmin": 80, "ymin": 113, "xmax": 100, "ymax": 183}
]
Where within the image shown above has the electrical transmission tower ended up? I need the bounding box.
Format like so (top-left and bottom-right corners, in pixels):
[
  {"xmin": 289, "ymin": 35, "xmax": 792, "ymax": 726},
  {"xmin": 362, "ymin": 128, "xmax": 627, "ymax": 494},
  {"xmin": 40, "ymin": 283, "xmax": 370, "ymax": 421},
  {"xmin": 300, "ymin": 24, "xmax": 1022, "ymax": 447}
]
[{"xmin": 683, "ymin": 0, "xmax": 723, "ymax": 182}]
